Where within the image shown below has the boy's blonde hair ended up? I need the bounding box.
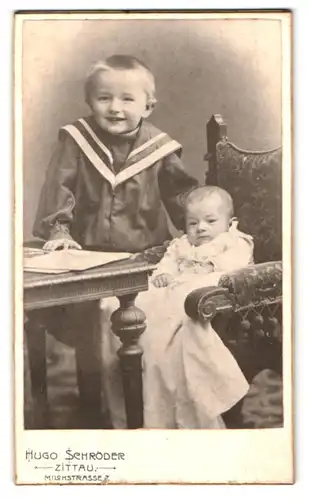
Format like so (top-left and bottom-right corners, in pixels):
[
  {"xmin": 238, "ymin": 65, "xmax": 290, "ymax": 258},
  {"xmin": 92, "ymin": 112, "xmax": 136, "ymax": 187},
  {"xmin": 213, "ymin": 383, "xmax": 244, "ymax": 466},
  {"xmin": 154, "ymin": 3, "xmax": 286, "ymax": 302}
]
[
  {"xmin": 85, "ymin": 54, "xmax": 157, "ymax": 107},
  {"xmin": 185, "ymin": 186, "xmax": 234, "ymax": 218}
]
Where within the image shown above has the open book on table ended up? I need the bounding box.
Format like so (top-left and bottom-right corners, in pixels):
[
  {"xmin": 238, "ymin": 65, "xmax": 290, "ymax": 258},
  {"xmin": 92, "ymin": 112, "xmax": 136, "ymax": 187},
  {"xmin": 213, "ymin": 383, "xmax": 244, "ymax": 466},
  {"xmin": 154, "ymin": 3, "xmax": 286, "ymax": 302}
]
[{"xmin": 23, "ymin": 248, "xmax": 133, "ymax": 274}]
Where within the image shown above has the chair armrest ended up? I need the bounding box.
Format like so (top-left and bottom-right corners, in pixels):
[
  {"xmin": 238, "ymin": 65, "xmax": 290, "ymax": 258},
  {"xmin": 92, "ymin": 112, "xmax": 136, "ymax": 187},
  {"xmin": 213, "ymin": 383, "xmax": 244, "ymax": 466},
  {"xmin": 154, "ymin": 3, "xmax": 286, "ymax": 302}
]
[
  {"xmin": 185, "ymin": 261, "xmax": 283, "ymax": 389},
  {"xmin": 185, "ymin": 261, "xmax": 282, "ymax": 333},
  {"xmin": 185, "ymin": 285, "xmax": 235, "ymax": 322}
]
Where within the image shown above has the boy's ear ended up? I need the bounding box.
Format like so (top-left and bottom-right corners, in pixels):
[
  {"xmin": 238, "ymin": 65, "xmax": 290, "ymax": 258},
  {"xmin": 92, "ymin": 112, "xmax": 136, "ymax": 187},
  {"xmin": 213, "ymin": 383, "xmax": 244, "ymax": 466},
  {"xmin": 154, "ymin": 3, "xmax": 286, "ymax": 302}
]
[{"xmin": 142, "ymin": 101, "xmax": 156, "ymax": 118}]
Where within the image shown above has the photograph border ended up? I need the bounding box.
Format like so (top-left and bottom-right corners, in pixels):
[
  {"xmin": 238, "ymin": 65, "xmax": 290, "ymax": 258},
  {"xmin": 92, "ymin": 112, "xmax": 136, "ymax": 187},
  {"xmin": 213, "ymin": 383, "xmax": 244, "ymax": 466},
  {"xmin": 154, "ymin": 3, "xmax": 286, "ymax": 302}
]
[{"xmin": 14, "ymin": 9, "xmax": 293, "ymax": 485}]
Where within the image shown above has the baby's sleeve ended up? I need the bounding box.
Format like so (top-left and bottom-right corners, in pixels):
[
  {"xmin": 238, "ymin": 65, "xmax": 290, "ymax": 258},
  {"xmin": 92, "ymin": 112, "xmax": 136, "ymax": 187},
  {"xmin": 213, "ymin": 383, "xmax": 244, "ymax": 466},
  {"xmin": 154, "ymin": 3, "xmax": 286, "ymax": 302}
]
[
  {"xmin": 33, "ymin": 130, "xmax": 79, "ymax": 241},
  {"xmin": 151, "ymin": 238, "xmax": 181, "ymax": 279},
  {"xmin": 209, "ymin": 234, "xmax": 254, "ymax": 272}
]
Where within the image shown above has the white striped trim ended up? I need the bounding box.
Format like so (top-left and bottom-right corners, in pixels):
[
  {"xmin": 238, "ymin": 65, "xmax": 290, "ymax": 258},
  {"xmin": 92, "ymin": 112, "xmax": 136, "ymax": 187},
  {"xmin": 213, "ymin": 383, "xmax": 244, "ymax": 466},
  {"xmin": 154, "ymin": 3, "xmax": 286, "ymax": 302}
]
[
  {"xmin": 78, "ymin": 118, "xmax": 114, "ymax": 165},
  {"xmin": 62, "ymin": 125, "xmax": 117, "ymax": 187},
  {"xmin": 115, "ymin": 140, "xmax": 181, "ymax": 187},
  {"xmin": 127, "ymin": 132, "xmax": 167, "ymax": 160},
  {"xmin": 63, "ymin": 124, "xmax": 181, "ymax": 189}
]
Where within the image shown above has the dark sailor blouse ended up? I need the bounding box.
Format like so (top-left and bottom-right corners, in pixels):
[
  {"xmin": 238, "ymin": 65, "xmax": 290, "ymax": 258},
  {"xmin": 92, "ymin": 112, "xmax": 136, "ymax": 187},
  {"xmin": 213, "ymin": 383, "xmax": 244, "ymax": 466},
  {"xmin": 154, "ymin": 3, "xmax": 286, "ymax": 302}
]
[{"xmin": 33, "ymin": 117, "xmax": 198, "ymax": 253}]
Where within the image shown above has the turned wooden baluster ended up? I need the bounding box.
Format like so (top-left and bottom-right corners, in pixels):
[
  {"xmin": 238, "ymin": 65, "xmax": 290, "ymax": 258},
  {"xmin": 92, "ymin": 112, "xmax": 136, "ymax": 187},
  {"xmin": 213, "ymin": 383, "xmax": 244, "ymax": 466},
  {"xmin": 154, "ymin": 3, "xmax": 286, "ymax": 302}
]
[{"xmin": 111, "ymin": 293, "xmax": 146, "ymax": 429}]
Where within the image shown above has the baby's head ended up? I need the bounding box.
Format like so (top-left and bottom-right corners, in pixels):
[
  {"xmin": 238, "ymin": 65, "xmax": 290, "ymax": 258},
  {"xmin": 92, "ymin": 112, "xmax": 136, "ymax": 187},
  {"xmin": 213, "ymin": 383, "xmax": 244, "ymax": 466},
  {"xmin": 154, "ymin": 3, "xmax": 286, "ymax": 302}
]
[
  {"xmin": 185, "ymin": 186, "xmax": 234, "ymax": 247},
  {"xmin": 85, "ymin": 55, "xmax": 156, "ymax": 135}
]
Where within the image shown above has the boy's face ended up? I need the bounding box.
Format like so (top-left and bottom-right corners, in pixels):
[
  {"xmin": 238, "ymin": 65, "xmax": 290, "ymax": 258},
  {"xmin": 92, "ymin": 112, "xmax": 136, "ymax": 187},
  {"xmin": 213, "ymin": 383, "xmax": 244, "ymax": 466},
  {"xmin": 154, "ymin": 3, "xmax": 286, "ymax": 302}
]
[
  {"xmin": 87, "ymin": 69, "xmax": 153, "ymax": 135},
  {"xmin": 186, "ymin": 197, "xmax": 231, "ymax": 247}
]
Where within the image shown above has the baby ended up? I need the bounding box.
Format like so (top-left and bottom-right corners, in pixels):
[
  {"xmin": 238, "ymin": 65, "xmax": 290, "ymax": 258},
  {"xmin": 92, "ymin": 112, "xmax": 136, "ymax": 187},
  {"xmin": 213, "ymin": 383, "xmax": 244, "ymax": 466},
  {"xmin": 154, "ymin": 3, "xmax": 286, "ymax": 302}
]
[
  {"xmin": 152, "ymin": 185, "xmax": 254, "ymax": 286},
  {"xmin": 101, "ymin": 186, "xmax": 254, "ymax": 429}
]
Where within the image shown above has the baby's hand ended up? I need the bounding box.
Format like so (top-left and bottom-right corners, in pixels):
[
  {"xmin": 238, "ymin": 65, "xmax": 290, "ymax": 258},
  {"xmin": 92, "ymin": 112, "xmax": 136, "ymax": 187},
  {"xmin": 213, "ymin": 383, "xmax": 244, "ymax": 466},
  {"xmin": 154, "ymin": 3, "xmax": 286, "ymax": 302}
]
[
  {"xmin": 203, "ymin": 262, "xmax": 215, "ymax": 273},
  {"xmin": 152, "ymin": 273, "xmax": 175, "ymax": 288},
  {"xmin": 43, "ymin": 238, "xmax": 82, "ymax": 251}
]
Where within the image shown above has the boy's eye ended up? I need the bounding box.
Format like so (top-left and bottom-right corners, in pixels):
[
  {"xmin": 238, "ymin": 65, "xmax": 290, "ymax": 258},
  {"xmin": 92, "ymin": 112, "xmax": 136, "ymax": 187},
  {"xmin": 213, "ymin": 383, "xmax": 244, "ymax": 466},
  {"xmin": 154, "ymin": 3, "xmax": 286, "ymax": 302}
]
[
  {"xmin": 98, "ymin": 96, "xmax": 110, "ymax": 101},
  {"xmin": 123, "ymin": 97, "xmax": 135, "ymax": 102},
  {"xmin": 188, "ymin": 221, "xmax": 197, "ymax": 226},
  {"xmin": 207, "ymin": 220, "xmax": 216, "ymax": 224}
]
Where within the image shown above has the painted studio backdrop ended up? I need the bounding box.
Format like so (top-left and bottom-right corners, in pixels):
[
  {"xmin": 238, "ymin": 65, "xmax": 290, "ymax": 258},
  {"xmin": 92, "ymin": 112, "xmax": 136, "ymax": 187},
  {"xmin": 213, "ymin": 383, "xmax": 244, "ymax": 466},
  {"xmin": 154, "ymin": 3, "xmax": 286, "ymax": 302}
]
[{"xmin": 22, "ymin": 18, "xmax": 282, "ymax": 240}]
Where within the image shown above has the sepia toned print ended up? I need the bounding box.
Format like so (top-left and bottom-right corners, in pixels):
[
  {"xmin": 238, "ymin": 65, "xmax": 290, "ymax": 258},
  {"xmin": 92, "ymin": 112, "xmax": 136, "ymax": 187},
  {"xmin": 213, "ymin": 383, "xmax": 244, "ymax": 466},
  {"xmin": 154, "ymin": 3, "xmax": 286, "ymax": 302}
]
[{"xmin": 14, "ymin": 11, "xmax": 293, "ymax": 484}]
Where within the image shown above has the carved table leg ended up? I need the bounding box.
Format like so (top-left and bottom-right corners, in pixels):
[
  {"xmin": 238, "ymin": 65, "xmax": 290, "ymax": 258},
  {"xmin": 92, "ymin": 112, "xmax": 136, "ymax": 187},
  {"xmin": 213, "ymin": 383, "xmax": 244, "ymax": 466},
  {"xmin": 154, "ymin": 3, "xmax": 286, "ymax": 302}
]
[
  {"xmin": 24, "ymin": 312, "xmax": 50, "ymax": 429},
  {"xmin": 74, "ymin": 301, "xmax": 104, "ymax": 428},
  {"xmin": 111, "ymin": 293, "xmax": 146, "ymax": 429}
]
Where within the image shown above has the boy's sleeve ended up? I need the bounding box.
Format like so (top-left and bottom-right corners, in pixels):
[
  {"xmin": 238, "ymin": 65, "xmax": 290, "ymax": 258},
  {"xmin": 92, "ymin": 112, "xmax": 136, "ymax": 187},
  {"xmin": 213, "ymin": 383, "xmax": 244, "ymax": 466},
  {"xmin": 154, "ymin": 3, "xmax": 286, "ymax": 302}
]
[
  {"xmin": 158, "ymin": 152, "xmax": 199, "ymax": 231},
  {"xmin": 33, "ymin": 131, "xmax": 79, "ymax": 241}
]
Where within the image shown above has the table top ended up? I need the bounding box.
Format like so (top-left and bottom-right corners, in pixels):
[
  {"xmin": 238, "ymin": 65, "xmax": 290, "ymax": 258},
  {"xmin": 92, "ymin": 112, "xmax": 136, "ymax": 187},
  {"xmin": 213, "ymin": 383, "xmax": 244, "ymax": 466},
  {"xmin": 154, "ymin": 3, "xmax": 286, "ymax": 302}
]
[{"xmin": 24, "ymin": 258, "xmax": 156, "ymax": 289}]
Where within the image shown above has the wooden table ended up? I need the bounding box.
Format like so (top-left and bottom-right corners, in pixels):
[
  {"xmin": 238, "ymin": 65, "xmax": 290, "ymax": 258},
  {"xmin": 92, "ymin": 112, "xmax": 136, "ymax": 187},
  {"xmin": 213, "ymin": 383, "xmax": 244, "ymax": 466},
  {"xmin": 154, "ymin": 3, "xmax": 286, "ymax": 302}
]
[{"xmin": 24, "ymin": 259, "xmax": 156, "ymax": 429}]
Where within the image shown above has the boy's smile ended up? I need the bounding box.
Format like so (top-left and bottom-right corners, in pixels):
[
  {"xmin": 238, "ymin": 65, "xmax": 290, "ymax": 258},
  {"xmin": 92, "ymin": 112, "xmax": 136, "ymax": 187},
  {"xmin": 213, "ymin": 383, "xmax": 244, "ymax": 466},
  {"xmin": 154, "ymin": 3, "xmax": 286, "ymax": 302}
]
[{"xmin": 87, "ymin": 69, "xmax": 153, "ymax": 135}]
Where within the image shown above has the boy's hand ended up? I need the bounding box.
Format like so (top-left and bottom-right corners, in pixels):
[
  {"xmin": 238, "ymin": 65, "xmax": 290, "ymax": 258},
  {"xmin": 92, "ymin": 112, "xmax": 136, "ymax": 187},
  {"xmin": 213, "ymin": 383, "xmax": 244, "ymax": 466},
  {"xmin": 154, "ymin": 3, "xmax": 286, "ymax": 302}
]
[
  {"xmin": 43, "ymin": 238, "xmax": 82, "ymax": 251},
  {"xmin": 152, "ymin": 273, "xmax": 175, "ymax": 288}
]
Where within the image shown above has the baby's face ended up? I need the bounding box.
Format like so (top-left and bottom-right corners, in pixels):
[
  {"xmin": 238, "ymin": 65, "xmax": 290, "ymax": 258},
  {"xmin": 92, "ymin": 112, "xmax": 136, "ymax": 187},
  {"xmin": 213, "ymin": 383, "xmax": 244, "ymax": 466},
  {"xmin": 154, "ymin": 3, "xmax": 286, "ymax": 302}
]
[
  {"xmin": 87, "ymin": 69, "xmax": 152, "ymax": 135},
  {"xmin": 186, "ymin": 198, "xmax": 231, "ymax": 247}
]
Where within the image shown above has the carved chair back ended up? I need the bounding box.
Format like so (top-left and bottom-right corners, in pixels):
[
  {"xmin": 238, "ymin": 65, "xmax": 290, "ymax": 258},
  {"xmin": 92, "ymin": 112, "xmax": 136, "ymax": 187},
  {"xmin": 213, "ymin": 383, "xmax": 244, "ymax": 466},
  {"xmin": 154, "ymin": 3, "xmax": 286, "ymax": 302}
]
[{"xmin": 205, "ymin": 115, "xmax": 282, "ymax": 263}]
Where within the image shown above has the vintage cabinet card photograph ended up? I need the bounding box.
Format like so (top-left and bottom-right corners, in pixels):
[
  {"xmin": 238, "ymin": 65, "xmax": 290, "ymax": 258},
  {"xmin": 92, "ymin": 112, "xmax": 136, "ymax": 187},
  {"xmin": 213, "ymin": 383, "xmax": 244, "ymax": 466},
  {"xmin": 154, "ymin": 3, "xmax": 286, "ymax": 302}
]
[{"xmin": 14, "ymin": 10, "xmax": 293, "ymax": 485}]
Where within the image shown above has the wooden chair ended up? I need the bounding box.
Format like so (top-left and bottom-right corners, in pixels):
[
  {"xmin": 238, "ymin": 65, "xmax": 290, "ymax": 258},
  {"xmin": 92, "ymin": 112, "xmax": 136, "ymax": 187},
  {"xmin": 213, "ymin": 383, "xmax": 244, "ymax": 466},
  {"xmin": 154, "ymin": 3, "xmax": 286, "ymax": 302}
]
[{"xmin": 185, "ymin": 115, "xmax": 283, "ymax": 428}]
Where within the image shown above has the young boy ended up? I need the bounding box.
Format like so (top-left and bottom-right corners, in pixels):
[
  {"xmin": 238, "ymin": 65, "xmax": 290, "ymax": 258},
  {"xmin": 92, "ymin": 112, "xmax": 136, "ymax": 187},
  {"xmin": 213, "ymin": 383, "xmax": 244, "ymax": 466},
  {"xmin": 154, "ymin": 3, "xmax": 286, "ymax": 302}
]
[
  {"xmin": 101, "ymin": 186, "xmax": 254, "ymax": 429},
  {"xmin": 33, "ymin": 54, "xmax": 198, "ymax": 252}
]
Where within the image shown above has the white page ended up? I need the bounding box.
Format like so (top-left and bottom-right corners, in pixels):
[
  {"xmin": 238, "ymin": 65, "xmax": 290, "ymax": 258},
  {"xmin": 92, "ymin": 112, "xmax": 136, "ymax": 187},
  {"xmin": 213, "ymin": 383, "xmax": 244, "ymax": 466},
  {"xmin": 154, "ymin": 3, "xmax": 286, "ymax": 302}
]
[{"xmin": 24, "ymin": 249, "xmax": 132, "ymax": 272}]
